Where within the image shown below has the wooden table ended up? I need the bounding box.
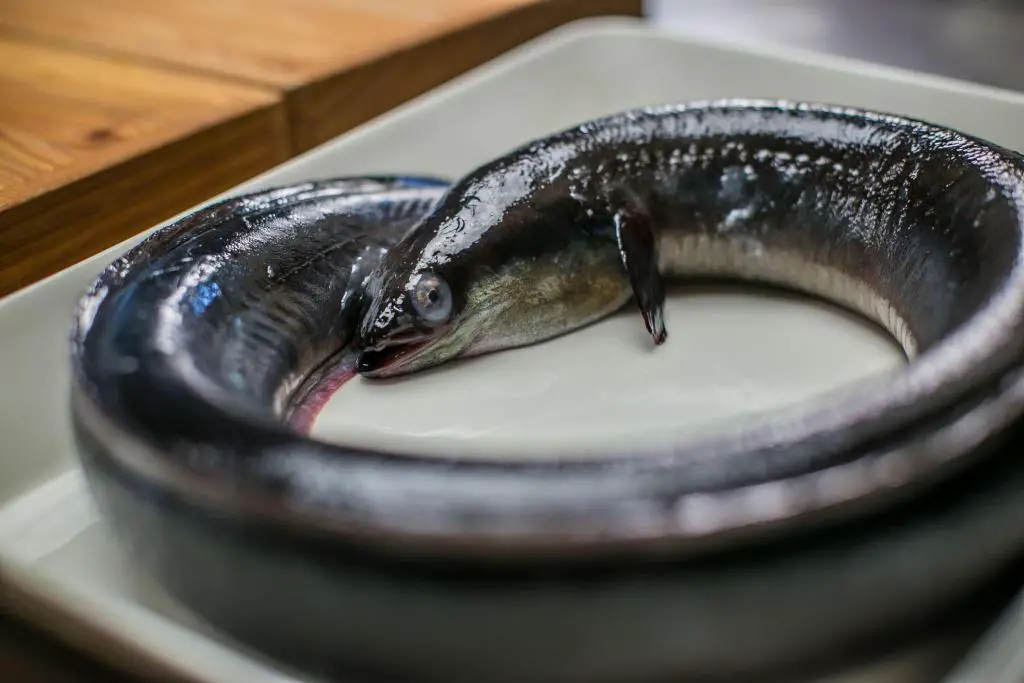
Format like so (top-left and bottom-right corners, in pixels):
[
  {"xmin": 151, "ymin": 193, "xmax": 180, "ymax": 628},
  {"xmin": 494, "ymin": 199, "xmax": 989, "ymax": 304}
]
[
  {"xmin": 0, "ymin": 1, "xmax": 642, "ymax": 680},
  {"xmin": 0, "ymin": 0, "xmax": 642, "ymax": 297}
]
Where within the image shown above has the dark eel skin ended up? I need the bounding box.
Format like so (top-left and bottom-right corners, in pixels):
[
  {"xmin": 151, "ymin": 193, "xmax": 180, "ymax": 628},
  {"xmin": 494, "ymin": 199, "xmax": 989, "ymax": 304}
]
[{"xmin": 69, "ymin": 101, "xmax": 1024, "ymax": 683}]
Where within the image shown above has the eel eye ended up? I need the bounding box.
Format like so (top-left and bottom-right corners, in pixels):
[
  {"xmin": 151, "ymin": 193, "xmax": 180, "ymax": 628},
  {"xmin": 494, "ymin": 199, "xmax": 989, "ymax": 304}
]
[{"xmin": 409, "ymin": 271, "xmax": 452, "ymax": 325}]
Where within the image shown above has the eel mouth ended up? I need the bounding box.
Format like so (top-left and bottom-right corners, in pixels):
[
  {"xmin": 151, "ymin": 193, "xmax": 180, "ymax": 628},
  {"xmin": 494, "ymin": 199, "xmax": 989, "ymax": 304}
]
[{"xmin": 357, "ymin": 339, "xmax": 429, "ymax": 377}]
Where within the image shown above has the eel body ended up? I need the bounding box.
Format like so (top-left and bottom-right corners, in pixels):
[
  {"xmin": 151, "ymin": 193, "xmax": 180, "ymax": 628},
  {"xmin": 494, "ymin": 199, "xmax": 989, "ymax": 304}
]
[
  {"xmin": 68, "ymin": 100, "xmax": 1024, "ymax": 683},
  {"xmin": 356, "ymin": 101, "xmax": 1024, "ymax": 499}
]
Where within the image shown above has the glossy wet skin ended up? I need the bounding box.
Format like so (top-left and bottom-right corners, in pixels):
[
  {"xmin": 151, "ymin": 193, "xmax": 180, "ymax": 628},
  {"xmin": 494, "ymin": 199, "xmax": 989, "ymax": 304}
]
[
  {"xmin": 66, "ymin": 107, "xmax": 1024, "ymax": 683},
  {"xmin": 69, "ymin": 101, "xmax": 1024, "ymax": 566},
  {"xmin": 356, "ymin": 201, "xmax": 632, "ymax": 376},
  {"xmin": 356, "ymin": 100, "xmax": 1023, "ymax": 378},
  {"xmin": 73, "ymin": 177, "xmax": 450, "ymax": 431}
]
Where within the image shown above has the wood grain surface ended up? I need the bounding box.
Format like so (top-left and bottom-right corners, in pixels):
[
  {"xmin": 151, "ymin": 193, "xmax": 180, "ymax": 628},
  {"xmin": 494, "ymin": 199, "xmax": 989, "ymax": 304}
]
[
  {"xmin": 0, "ymin": 0, "xmax": 641, "ymax": 296},
  {"xmin": 288, "ymin": 0, "xmax": 647, "ymax": 152},
  {"xmin": 0, "ymin": 0, "xmax": 613, "ymax": 85},
  {"xmin": 0, "ymin": 0, "xmax": 643, "ymax": 151},
  {"xmin": 0, "ymin": 0, "xmax": 437, "ymax": 86},
  {"xmin": 0, "ymin": 29, "xmax": 289, "ymax": 295}
]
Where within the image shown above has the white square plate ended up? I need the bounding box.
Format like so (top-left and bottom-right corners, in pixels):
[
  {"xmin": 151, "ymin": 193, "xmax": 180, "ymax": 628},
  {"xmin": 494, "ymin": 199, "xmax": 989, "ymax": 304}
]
[{"xmin": 2, "ymin": 16, "xmax": 1022, "ymax": 683}]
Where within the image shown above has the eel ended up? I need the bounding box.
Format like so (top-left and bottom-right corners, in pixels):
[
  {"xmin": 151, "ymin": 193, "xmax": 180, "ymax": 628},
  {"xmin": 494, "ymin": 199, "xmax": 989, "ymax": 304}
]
[{"xmin": 67, "ymin": 100, "xmax": 1024, "ymax": 683}]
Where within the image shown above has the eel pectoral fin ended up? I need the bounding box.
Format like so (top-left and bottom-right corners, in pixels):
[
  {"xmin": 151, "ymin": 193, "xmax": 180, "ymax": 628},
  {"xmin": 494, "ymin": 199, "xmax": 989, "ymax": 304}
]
[{"xmin": 611, "ymin": 191, "xmax": 667, "ymax": 345}]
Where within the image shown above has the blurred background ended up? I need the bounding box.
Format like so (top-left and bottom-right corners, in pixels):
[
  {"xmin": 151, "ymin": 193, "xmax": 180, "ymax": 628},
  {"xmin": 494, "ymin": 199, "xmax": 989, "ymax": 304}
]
[{"xmin": 652, "ymin": 0, "xmax": 1024, "ymax": 92}]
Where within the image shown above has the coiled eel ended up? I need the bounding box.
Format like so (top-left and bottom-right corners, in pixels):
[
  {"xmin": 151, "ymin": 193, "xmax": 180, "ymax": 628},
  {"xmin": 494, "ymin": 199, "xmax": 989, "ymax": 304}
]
[{"xmin": 69, "ymin": 101, "xmax": 1024, "ymax": 683}]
